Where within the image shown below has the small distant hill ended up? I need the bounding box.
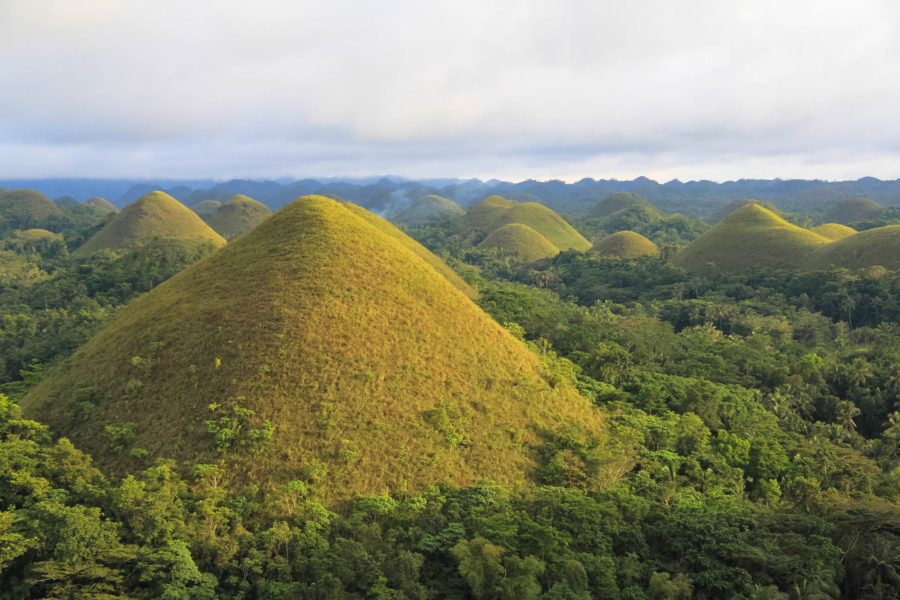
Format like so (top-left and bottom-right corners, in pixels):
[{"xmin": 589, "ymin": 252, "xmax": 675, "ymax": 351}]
[
  {"xmin": 710, "ymin": 199, "xmax": 780, "ymax": 223},
  {"xmin": 73, "ymin": 191, "xmax": 226, "ymax": 257},
  {"xmin": 84, "ymin": 196, "xmax": 118, "ymax": 214},
  {"xmin": 805, "ymin": 226, "xmax": 900, "ymax": 270},
  {"xmin": 461, "ymin": 195, "xmax": 518, "ymax": 233},
  {"xmin": 809, "ymin": 223, "xmax": 857, "ymax": 241},
  {"xmin": 477, "ymin": 223, "xmax": 560, "ymax": 263},
  {"xmin": 53, "ymin": 196, "xmax": 80, "ymax": 209},
  {"xmin": 491, "ymin": 202, "xmax": 591, "ymax": 252},
  {"xmin": 0, "ymin": 189, "xmax": 66, "ymax": 232},
  {"xmin": 590, "ymin": 231, "xmax": 659, "ymax": 257},
  {"xmin": 192, "ymin": 199, "xmax": 223, "ymax": 219},
  {"xmin": 671, "ymin": 204, "xmax": 830, "ymax": 272},
  {"xmin": 23, "ymin": 196, "xmax": 602, "ymax": 500},
  {"xmin": 825, "ymin": 197, "xmax": 881, "ymax": 224},
  {"xmin": 393, "ymin": 194, "xmax": 464, "ymax": 225},
  {"xmin": 206, "ymin": 195, "xmax": 271, "ymax": 241},
  {"xmin": 586, "ymin": 192, "xmax": 656, "ymax": 219}
]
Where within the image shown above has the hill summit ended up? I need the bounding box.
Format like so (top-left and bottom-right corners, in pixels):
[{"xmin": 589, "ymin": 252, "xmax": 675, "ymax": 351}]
[
  {"xmin": 393, "ymin": 194, "xmax": 464, "ymax": 225},
  {"xmin": 477, "ymin": 223, "xmax": 560, "ymax": 263},
  {"xmin": 590, "ymin": 231, "xmax": 659, "ymax": 257},
  {"xmin": 463, "ymin": 196, "xmax": 591, "ymax": 252},
  {"xmin": 74, "ymin": 191, "xmax": 226, "ymax": 256},
  {"xmin": 206, "ymin": 194, "xmax": 272, "ymax": 240},
  {"xmin": 671, "ymin": 204, "xmax": 829, "ymax": 272},
  {"xmin": 23, "ymin": 196, "xmax": 602, "ymax": 500}
]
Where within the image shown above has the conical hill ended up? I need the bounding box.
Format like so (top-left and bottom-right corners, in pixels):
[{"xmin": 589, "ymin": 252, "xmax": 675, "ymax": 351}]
[
  {"xmin": 394, "ymin": 194, "xmax": 464, "ymax": 225},
  {"xmin": 23, "ymin": 196, "xmax": 602, "ymax": 499},
  {"xmin": 73, "ymin": 191, "xmax": 226, "ymax": 257},
  {"xmin": 809, "ymin": 223, "xmax": 856, "ymax": 241},
  {"xmin": 804, "ymin": 226, "xmax": 900, "ymax": 270},
  {"xmin": 671, "ymin": 204, "xmax": 829, "ymax": 272},
  {"xmin": 493, "ymin": 203, "xmax": 591, "ymax": 252},
  {"xmin": 590, "ymin": 231, "xmax": 659, "ymax": 257},
  {"xmin": 477, "ymin": 223, "xmax": 560, "ymax": 263},
  {"xmin": 206, "ymin": 195, "xmax": 272, "ymax": 240},
  {"xmin": 84, "ymin": 196, "xmax": 118, "ymax": 214},
  {"xmin": 192, "ymin": 199, "xmax": 223, "ymax": 219},
  {"xmin": 0, "ymin": 189, "xmax": 65, "ymax": 231},
  {"xmin": 587, "ymin": 192, "xmax": 655, "ymax": 219},
  {"xmin": 462, "ymin": 195, "xmax": 518, "ymax": 233}
]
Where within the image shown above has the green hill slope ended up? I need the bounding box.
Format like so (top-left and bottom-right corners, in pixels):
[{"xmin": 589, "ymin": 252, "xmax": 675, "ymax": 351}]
[
  {"xmin": 206, "ymin": 195, "xmax": 272, "ymax": 240},
  {"xmin": 0, "ymin": 189, "xmax": 66, "ymax": 231},
  {"xmin": 192, "ymin": 199, "xmax": 223, "ymax": 220},
  {"xmin": 84, "ymin": 196, "xmax": 118, "ymax": 214},
  {"xmin": 74, "ymin": 191, "xmax": 226, "ymax": 257},
  {"xmin": 394, "ymin": 194, "xmax": 464, "ymax": 225},
  {"xmin": 810, "ymin": 223, "xmax": 857, "ymax": 241},
  {"xmin": 710, "ymin": 199, "xmax": 780, "ymax": 223},
  {"xmin": 671, "ymin": 204, "xmax": 830, "ymax": 272},
  {"xmin": 805, "ymin": 225, "xmax": 900, "ymax": 270},
  {"xmin": 587, "ymin": 192, "xmax": 656, "ymax": 219},
  {"xmin": 461, "ymin": 195, "xmax": 518, "ymax": 233},
  {"xmin": 492, "ymin": 202, "xmax": 591, "ymax": 252},
  {"xmin": 590, "ymin": 231, "xmax": 659, "ymax": 257},
  {"xmin": 825, "ymin": 197, "xmax": 881, "ymax": 224},
  {"xmin": 477, "ymin": 223, "xmax": 560, "ymax": 263},
  {"xmin": 23, "ymin": 196, "xmax": 601, "ymax": 499}
]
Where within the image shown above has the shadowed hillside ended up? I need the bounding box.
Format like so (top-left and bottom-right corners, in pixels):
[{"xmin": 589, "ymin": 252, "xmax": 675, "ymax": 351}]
[
  {"xmin": 810, "ymin": 223, "xmax": 857, "ymax": 241},
  {"xmin": 23, "ymin": 196, "xmax": 602, "ymax": 499},
  {"xmin": 590, "ymin": 231, "xmax": 659, "ymax": 257},
  {"xmin": 206, "ymin": 195, "xmax": 272, "ymax": 240},
  {"xmin": 192, "ymin": 199, "xmax": 223, "ymax": 219},
  {"xmin": 477, "ymin": 223, "xmax": 560, "ymax": 263},
  {"xmin": 74, "ymin": 191, "xmax": 226, "ymax": 257},
  {"xmin": 586, "ymin": 192, "xmax": 657, "ymax": 219},
  {"xmin": 825, "ymin": 197, "xmax": 881, "ymax": 224},
  {"xmin": 461, "ymin": 195, "xmax": 518, "ymax": 233},
  {"xmin": 0, "ymin": 189, "xmax": 66, "ymax": 232},
  {"xmin": 671, "ymin": 204, "xmax": 829, "ymax": 271},
  {"xmin": 393, "ymin": 194, "xmax": 464, "ymax": 225}
]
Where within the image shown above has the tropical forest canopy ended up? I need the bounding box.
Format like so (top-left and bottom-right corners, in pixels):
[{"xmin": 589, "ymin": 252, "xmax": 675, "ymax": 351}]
[{"xmin": 1, "ymin": 183, "xmax": 900, "ymax": 599}]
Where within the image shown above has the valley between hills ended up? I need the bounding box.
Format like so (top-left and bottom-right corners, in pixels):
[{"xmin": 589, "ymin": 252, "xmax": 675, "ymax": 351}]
[{"xmin": 2, "ymin": 180, "xmax": 900, "ymax": 598}]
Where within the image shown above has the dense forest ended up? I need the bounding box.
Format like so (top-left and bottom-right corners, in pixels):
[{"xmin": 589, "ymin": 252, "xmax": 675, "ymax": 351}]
[{"xmin": 2, "ymin": 187, "xmax": 900, "ymax": 599}]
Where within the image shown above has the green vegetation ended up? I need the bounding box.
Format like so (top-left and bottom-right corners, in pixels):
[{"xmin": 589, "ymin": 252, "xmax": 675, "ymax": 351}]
[
  {"xmin": 461, "ymin": 195, "xmax": 518, "ymax": 234},
  {"xmin": 24, "ymin": 196, "xmax": 602, "ymax": 499},
  {"xmin": 710, "ymin": 198, "xmax": 780, "ymax": 223},
  {"xmin": 206, "ymin": 194, "xmax": 272, "ymax": 240},
  {"xmin": 585, "ymin": 191, "xmax": 656, "ymax": 219},
  {"xmin": 810, "ymin": 222, "xmax": 857, "ymax": 240},
  {"xmin": 806, "ymin": 225, "xmax": 900, "ymax": 270},
  {"xmin": 74, "ymin": 191, "xmax": 226, "ymax": 257},
  {"xmin": 825, "ymin": 197, "xmax": 882, "ymax": 224},
  {"xmin": 83, "ymin": 196, "xmax": 118, "ymax": 214},
  {"xmin": 192, "ymin": 198, "xmax": 222, "ymax": 219},
  {"xmin": 394, "ymin": 194, "xmax": 464, "ymax": 225},
  {"xmin": 671, "ymin": 204, "xmax": 830, "ymax": 272},
  {"xmin": 0, "ymin": 189, "xmax": 66, "ymax": 234},
  {"xmin": 590, "ymin": 231, "xmax": 659, "ymax": 258},
  {"xmin": 491, "ymin": 203, "xmax": 591, "ymax": 252},
  {"xmin": 477, "ymin": 223, "xmax": 560, "ymax": 263}
]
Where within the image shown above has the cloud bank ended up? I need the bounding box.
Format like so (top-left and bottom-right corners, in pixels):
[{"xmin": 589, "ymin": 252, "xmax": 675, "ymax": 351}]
[{"xmin": 2, "ymin": 0, "xmax": 900, "ymax": 181}]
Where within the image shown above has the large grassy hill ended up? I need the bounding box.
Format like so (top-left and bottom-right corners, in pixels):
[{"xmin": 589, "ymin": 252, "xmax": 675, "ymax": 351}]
[
  {"xmin": 394, "ymin": 194, "xmax": 464, "ymax": 225},
  {"xmin": 671, "ymin": 204, "xmax": 830, "ymax": 272},
  {"xmin": 825, "ymin": 197, "xmax": 881, "ymax": 224},
  {"xmin": 477, "ymin": 223, "xmax": 560, "ymax": 263},
  {"xmin": 492, "ymin": 203, "xmax": 592, "ymax": 252},
  {"xmin": 206, "ymin": 194, "xmax": 272, "ymax": 240},
  {"xmin": 74, "ymin": 191, "xmax": 226, "ymax": 257},
  {"xmin": 590, "ymin": 231, "xmax": 659, "ymax": 257},
  {"xmin": 23, "ymin": 196, "xmax": 601, "ymax": 500},
  {"xmin": 805, "ymin": 225, "xmax": 900, "ymax": 270}
]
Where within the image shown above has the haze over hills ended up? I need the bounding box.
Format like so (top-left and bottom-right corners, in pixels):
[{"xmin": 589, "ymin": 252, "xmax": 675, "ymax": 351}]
[
  {"xmin": 73, "ymin": 191, "xmax": 226, "ymax": 257},
  {"xmin": 824, "ymin": 197, "xmax": 882, "ymax": 224},
  {"xmin": 23, "ymin": 196, "xmax": 602, "ymax": 499},
  {"xmin": 392, "ymin": 194, "xmax": 464, "ymax": 225}
]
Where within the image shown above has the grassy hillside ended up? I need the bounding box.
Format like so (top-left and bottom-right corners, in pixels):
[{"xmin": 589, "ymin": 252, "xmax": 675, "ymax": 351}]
[
  {"xmin": 84, "ymin": 196, "xmax": 118, "ymax": 214},
  {"xmin": 192, "ymin": 199, "xmax": 223, "ymax": 219},
  {"xmin": 710, "ymin": 198, "xmax": 779, "ymax": 223},
  {"xmin": 343, "ymin": 203, "xmax": 477, "ymax": 299},
  {"xmin": 671, "ymin": 204, "xmax": 830, "ymax": 272},
  {"xmin": 492, "ymin": 202, "xmax": 591, "ymax": 252},
  {"xmin": 805, "ymin": 225, "xmax": 900, "ymax": 270},
  {"xmin": 590, "ymin": 230, "xmax": 659, "ymax": 257},
  {"xmin": 461, "ymin": 195, "xmax": 518, "ymax": 233},
  {"xmin": 394, "ymin": 194, "xmax": 464, "ymax": 225},
  {"xmin": 0, "ymin": 189, "xmax": 66, "ymax": 231},
  {"xmin": 74, "ymin": 191, "xmax": 226, "ymax": 257},
  {"xmin": 477, "ymin": 223, "xmax": 560, "ymax": 263},
  {"xmin": 53, "ymin": 196, "xmax": 80, "ymax": 209},
  {"xmin": 23, "ymin": 196, "xmax": 601, "ymax": 499},
  {"xmin": 810, "ymin": 223, "xmax": 857, "ymax": 241},
  {"xmin": 206, "ymin": 194, "xmax": 272, "ymax": 240},
  {"xmin": 825, "ymin": 197, "xmax": 881, "ymax": 224}
]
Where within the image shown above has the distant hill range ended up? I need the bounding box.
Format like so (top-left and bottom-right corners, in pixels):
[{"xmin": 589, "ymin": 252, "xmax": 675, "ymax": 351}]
[{"xmin": 7, "ymin": 176, "xmax": 900, "ymax": 220}]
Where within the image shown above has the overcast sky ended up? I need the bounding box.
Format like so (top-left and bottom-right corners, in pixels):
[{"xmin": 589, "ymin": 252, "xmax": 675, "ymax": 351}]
[{"xmin": 2, "ymin": 0, "xmax": 900, "ymax": 182}]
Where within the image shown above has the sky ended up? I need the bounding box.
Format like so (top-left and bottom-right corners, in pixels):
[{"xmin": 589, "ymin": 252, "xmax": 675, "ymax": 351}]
[{"xmin": 2, "ymin": 0, "xmax": 900, "ymax": 182}]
